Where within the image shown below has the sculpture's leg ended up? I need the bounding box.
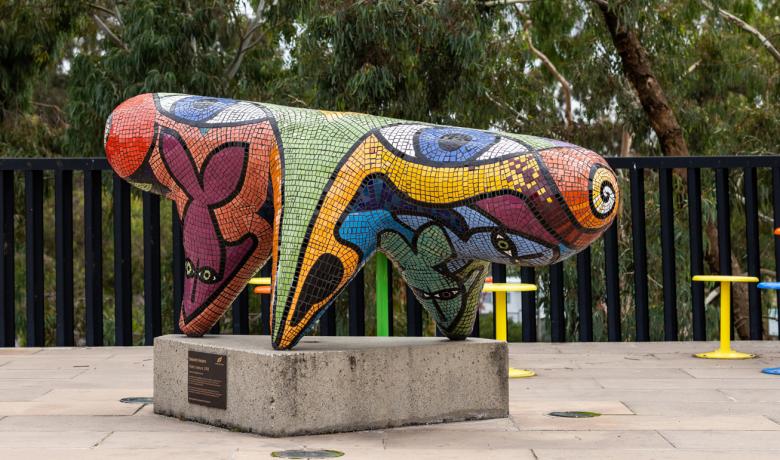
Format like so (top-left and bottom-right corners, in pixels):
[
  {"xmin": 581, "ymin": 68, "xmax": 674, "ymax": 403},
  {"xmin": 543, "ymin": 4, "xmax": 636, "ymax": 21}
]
[
  {"xmin": 379, "ymin": 224, "xmax": 489, "ymax": 339},
  {"xmin": 269, "ymin": 224, "xmax": 368, "ymax": 349},
  {"xmin": 268, "ymin": 164, "xmax": 373, "ymax": 348}
]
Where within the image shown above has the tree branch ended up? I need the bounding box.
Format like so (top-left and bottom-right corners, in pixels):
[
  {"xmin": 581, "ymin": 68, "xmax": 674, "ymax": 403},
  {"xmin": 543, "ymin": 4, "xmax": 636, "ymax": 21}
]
[
  {"xmin": 480, "ymin": 0, "xmax": 535, "ymax": 6},
  {"xmin": 484, "ymin": 89, "xmax": 526, "ymax": 126},
  {"xmin": 701, "ymin": 0, "xmax": 780, "ymax": 65},
  {"xmin": 92, "ymin": 14, "xmax": 128, "ymax": 51},
  {"xmin": 225, "ymin": 0, "xmax": 267, "ymax": 81},
  {"xmin": 89, "ymin": 3, "xmax": 117, "ymax": 19},
  {"xmin": 517, "ymin": 10, "xmax": 573, "ymax": 128}
]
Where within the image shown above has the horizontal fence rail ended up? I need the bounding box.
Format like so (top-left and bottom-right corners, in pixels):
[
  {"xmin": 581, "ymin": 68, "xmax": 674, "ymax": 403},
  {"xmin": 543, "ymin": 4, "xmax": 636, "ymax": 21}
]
[{"xmin": 1, "ymin": 156, "xmax": 779, "ymax": 346}]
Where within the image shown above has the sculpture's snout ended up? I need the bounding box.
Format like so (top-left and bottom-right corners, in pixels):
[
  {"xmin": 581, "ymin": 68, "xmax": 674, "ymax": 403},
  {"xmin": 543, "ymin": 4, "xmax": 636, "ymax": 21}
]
[
  {"xmin": 538, "ymin": 147, "xmax": 619, "ymax": 249},
  {"xmin": 104, "ymin": 93, "xmax": 157, "ymax": 179}
]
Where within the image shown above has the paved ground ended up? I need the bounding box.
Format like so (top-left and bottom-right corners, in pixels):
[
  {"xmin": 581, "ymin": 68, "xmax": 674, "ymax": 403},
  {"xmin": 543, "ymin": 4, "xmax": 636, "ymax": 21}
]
[{"xmin": 1, "ymin": 341, "xmax": 779, "ymax": 459}]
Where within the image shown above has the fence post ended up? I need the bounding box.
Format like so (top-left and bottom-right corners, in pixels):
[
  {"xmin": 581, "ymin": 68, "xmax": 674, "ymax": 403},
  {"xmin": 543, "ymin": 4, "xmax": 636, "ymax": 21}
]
[
  {"xmin": 55, "ymin": 170, "xmax": 74, "ymax": 346},
  {"xmin": 0, "ymin": 171, "xmax": 15, "ymax": 346},
  {"xmin": 630, "ymin": 166, "xmax": 649, "ymax": 341},
  {"xmin": 113, "ymin": 175, "xmax": 132, "ymax": 346},
  {"xmin": 659, "ymin": 168, "xmax": 678, "ymax": 340},
  {"xmin": 25, "ymin": 170, "xmax": 44, "ymax": 347},
  {"xmin": 84, "ymin": 170, "xmax": 104, "ymax": 346},
  {"xmin": 143, "ymin": 193, "xmax": 162, "ymax": 344},
  {"xmin": 687, "ymin": 168, "xmax": 705, "ymax": 340}
]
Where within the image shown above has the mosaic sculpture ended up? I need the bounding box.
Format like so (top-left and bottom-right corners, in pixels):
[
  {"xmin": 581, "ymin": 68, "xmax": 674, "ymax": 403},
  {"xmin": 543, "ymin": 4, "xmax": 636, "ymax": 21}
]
[{"xmin": 105, "ymin": 93, "xmax": 619, "ymax": 350}]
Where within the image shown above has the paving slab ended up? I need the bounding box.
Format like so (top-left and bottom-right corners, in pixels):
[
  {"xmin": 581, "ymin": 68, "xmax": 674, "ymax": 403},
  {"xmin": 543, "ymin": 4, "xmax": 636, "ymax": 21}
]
[
  {"xmin": 382, "ymin": 429, "xmax": 672, "ymax": 450},
  {"xmin": 597, "ymin": 377, "xmax": 780, "ymax": 390},
  {"xmin": 659, "ymin": 429, "xmax": 780, "ymax": 450},
  {"xmin": 509, "ymin": 399, "xmax": 633, "ymax": 415},
  {"xmin": 0, "ymin": 431, "xmax": 109, "ymax": 448},
  {"xmin": 0, "ymin": 401, "xmax": 141, "ymax": 416},
  {"xmin": 533, "ymin": 448, "xmax": 780, "ymax": 460},
  {"xmin": 623, "ymin": 400, "xmax": 780, "ymax": 417},
  {"xmin": 511, "ymin": 413, "xmax": 780, "ymax": 431},
  {"xmin": 509, "ymin": 388, "xmax": 733, "ymax": 402}
]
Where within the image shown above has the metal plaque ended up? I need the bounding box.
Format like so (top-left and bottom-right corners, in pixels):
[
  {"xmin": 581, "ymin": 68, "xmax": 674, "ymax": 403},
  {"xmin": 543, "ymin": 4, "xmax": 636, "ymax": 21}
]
[{"xmin": 187, "ymin": 350, "xmax": 227, "ymax": 409}]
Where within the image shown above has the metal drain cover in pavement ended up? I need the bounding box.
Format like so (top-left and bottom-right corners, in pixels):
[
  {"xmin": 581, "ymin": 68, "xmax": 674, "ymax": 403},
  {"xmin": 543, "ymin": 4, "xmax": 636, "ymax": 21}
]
[
  {"xmin": 120, "ymin": 397, "xmax": 153, "ymax": 404},
  {"xmin": 548, "ymin": 411, "xmax": 601, "ymax": 418},
  {"xmin": 271, "ymin": 450, "xmax": 344, "ymax": 459}
]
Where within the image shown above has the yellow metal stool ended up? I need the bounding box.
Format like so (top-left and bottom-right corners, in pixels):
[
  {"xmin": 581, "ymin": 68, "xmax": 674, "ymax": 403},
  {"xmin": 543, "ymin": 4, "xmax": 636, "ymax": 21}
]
[
  {"xmin": 691, "ymin": 275, "xmax": 759, "ymax": 359},
  {"xmin": 483, "ymin": 282, "xmax": 538, "ymax": 378}
]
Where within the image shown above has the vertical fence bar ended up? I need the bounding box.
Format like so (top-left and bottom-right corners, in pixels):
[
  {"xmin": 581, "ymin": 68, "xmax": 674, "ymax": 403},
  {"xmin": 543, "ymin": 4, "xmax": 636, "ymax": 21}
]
[
  {"xmin": 259, "ymin": 263, "xmax": 271, "ymax": 335},
  {"xmin": 550, "ymin": 262, "xmax": 565, "ymax": 342},
  {"xmin": 0, "ymin": 171, "xmax": 15, "ymax": 346},
  {"xmin": 520, "ymin": 267, "xmax": 537, "ymax": 342},
  {"xmin": 604, "ymin": 220, "xmax": 621, "ymax": 341},
  {"xmin": 630, "ymin": 167, "xmax": 650, "ymax": 341},
  {"xmin": 143, "ymin": 193, "xmax": 161, "ymax": 344},
  {"xmin": 715, "ymin": 169, "xmax": 732, "ymax": 276},
  {"xmin": 659, "ymin": 168, "xmax": 678, "ymax": 341},
  {"xmin": 687, "ymin": 168, "xmax": 705, "ymax": 341},
  {"xmin": 25, "ymin": 171, "xmax": 44, "ymax": 346},
  {"xmin": 172, "ymin": 202, "xmax": 183, "ymax": 334},
  {"xmin": 715, "ymin": 168, "xmax": 732, "ymax": 339},
  {"xmin": 348, "ymin": 269, "xmax": 365, "ymax": 336},
  {"xmin": 491, "ymin": 263, "xmax": 506, "ymax": 339},
  {"xmin": 231, "ymin": 289, "xmax": 249, "ymax": 334},
  {"xmin": 406, "ymin": 285, "xmax": 423, "ymax": 336},
  {"xmin": 84, "ymin": 170, "xmax": 103, "ymax": 346},
  {"xmin": 319, "ymin": 306, "xmax": 337, "ymax": 336},
  {"xmin": 55, "ymin": 171, "xmax": 74, "ymax": 346},
  {"xmin": 773, "ymin": 168, "xmax": 780, "ymax": 326},
  {"xmin": 113, "ymin": 175, "xmax": 132, "ymax": 345},
  {"xmin": 576, "ymin": 248, "xmax": 593, "ymax": 342},
  {"xmin": 743, "ymin": 167, "xmax": 762, "ymax": 339}
]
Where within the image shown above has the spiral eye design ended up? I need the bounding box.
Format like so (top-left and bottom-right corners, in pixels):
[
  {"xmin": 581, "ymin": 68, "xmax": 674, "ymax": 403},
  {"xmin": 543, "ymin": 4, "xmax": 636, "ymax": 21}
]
[{"xmin": 589, "ymin": 165, "xmax": 617, "ymax": 219}]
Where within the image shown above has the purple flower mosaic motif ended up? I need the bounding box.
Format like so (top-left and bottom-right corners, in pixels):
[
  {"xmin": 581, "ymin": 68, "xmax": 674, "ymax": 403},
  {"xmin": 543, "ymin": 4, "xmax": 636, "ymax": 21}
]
[{"xmin": 159, "ymin": 130, "xmax": 257, "ymax": 319}]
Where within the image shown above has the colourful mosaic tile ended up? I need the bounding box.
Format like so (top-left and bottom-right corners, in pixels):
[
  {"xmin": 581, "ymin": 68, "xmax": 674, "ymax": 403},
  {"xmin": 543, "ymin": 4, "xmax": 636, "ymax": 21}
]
[{"xmin": 105, "ymin": 93, "xmax": 619, "ymax": 349}]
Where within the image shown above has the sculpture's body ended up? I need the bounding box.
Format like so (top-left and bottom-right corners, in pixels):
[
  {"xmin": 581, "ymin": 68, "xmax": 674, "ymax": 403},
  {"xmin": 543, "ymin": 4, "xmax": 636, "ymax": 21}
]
[{"xmin": 105, "ymin": 93, "xmax": 618, "ymax": 349}]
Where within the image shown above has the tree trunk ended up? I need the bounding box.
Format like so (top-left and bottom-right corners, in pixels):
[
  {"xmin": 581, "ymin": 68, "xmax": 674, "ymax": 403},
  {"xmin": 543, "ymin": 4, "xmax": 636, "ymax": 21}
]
[
  {"xmin": 597, "ymin": 3, "xmax": 688, "ymax": 157},
  {"xmin": 598, "ymin": 2, "xmax": 751, "ymax": 338}
]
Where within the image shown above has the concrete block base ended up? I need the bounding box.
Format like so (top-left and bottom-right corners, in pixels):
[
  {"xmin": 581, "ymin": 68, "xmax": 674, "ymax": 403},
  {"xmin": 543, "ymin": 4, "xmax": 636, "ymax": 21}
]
[{"xmin": 153, "ymin": 335, "xmax": 508, "ymax": 436}]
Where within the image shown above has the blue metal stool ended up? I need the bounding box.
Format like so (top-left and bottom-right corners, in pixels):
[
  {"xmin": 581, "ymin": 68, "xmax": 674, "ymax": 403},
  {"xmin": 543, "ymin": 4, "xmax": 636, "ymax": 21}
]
[{"xmin": 757, "ymin": 281, "xmax": 780, "ymax": 375}]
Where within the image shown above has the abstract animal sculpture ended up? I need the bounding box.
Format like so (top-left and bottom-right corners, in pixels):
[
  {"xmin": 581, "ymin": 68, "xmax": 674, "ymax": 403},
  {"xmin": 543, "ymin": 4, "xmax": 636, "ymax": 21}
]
[{"xmin": 105, "ymin": 93, "xmax": 619, "ymax": 349}]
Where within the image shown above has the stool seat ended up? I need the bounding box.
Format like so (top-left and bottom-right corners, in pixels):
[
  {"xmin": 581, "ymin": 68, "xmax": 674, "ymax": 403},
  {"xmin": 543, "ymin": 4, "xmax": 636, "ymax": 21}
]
[
  {"xmin": 483, "ymin": 283, "xmax": 537, "ymax": 293},
  {"xmin": 757, "ymin": 281, "xmax": 780, "ymax": 290},
  {"xmin": 692, "ymin": 275, "xmax": 759, "ymax": 283}
]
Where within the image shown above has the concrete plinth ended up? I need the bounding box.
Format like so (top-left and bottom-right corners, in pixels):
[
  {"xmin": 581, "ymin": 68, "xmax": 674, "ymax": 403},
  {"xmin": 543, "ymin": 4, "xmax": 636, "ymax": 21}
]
[{"xmin": 153, "ymin": 335, "xmax": 508, "ymax": 436}]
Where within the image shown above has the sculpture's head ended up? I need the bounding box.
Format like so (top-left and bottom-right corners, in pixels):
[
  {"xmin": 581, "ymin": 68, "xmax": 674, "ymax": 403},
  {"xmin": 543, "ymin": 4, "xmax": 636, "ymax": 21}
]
[
  {"xmin": 104, "ymin": 93, "xmax": 273, "ymax": 334},
  {"xmin": 471, "ymin": 145, "xmax": 619, "ymax": 264}
]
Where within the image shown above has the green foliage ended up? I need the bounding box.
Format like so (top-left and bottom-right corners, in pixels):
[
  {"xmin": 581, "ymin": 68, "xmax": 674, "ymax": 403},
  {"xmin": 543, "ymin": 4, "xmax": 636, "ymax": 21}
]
[{"xmin": 65, "ymin": 0, "xmax": 294, "ymax": 155}]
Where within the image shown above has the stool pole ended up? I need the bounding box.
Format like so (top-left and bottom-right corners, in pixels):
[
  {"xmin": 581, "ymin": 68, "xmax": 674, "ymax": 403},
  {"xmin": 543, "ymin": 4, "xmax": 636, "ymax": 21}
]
[
  {"xmin": 718, "ymin": 281, "xmax": 731, "ymax": 354},
  {"xmin": 496, "ymin": 291, "xmax": 507, "ymax": 342}
]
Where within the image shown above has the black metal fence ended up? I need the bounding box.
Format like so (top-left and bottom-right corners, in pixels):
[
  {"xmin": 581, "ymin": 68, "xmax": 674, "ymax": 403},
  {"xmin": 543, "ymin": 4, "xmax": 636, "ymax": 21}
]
[{"xmin": 1, "ymin": 156, "xmax": 779, "ymax": 347}]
